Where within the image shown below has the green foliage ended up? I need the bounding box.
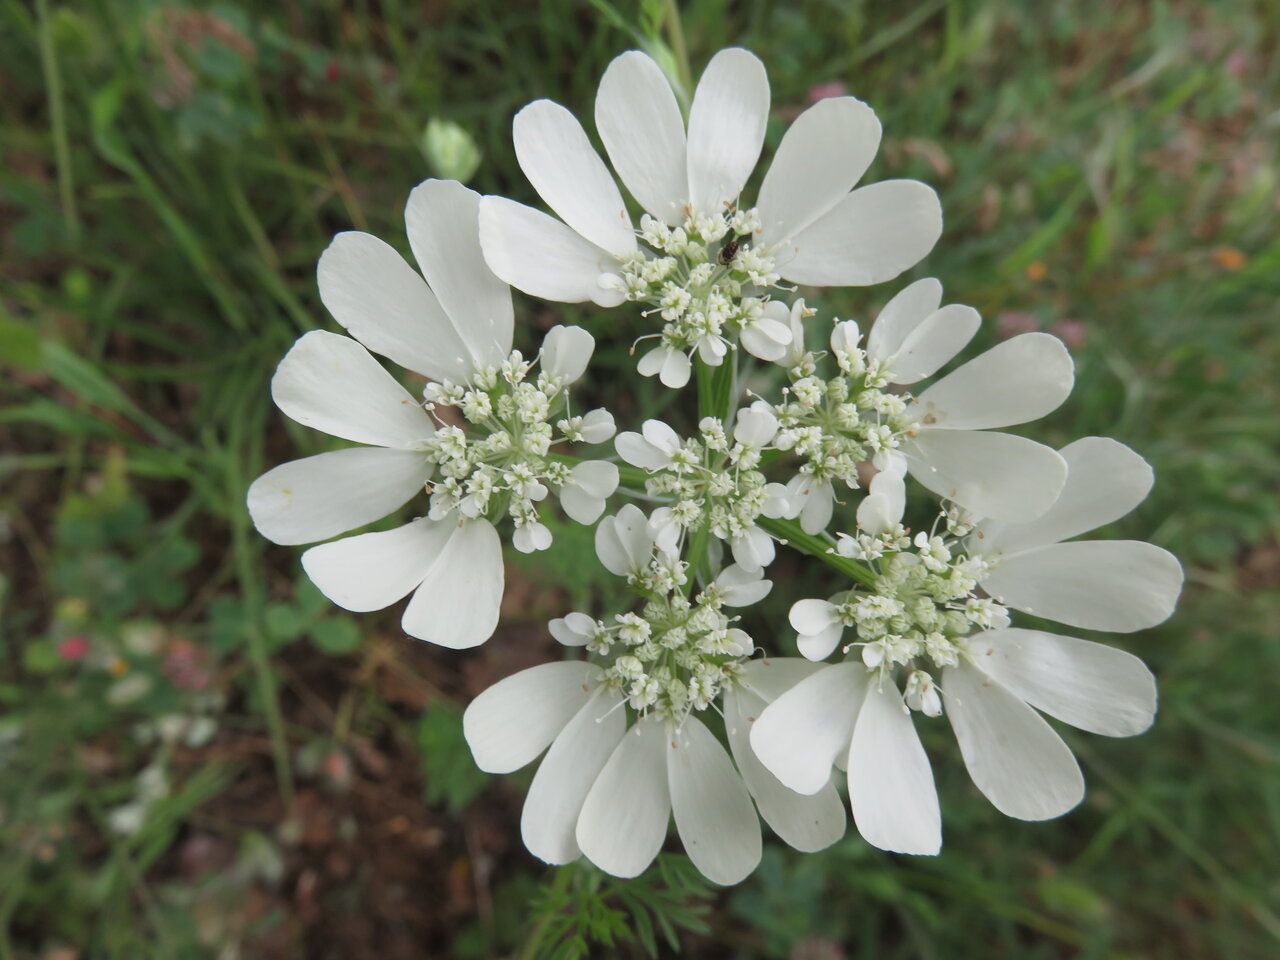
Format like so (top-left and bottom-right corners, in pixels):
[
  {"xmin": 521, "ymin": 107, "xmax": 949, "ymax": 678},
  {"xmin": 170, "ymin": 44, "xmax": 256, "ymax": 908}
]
[
  {"xmin": 417, "ymin": 701, "xmax": 490, "ymax": 815},
  {"xmin": 517, "ymin": 857, "xmax": 713, "ymax": 960}
]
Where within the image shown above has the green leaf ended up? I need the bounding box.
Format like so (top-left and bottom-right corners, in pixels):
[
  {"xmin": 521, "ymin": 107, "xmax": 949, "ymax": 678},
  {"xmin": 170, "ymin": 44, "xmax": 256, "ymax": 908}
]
[{"xmin": 309, "ymin": 616, "xmax": 361, "ymax": 655}]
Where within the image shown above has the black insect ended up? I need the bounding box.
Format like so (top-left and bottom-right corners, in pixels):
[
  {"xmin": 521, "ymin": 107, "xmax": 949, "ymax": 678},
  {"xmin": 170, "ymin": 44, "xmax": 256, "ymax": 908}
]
[{"xmin": 717, "ymin": 239, "xmax": 741, "ymax": 265}]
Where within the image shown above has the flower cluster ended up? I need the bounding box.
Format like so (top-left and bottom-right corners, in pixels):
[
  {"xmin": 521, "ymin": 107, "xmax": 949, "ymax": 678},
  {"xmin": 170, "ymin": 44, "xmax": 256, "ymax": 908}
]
[
  {"xmin": 249, "ymin": 46, "xmax": 1184, "ymax": 886},
  {"xmin": 617, "ymin": 406, "xmax": 788, "ymax": 571}
]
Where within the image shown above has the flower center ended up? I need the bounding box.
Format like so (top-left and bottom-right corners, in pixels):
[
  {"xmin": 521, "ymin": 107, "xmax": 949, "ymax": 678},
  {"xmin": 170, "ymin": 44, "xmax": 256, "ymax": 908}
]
[
  {"xmin": 420, "ymin": 351, "xmax": 579, "ymax": 532},
  {"xmin": 619, "ymin": 205, "xmax": 780, "ymax": 359}
]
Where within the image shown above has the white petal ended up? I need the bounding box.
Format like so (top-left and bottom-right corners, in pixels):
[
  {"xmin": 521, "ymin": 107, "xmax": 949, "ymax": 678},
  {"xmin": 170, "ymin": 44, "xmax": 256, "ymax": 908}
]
[
  {"xmin": 737, "ymin": 656, "xmax": 827, "ymax": 703},
  {"xmin": 749, "ymin": 663, "xmax": 867, "ymax": 795},
  {"xmin": 404, "ymin": 179, "xmax": 513, "ymax": 370},
  {"xmin": 884, "ymin": 304, "xmax": 981, "ymax": 385},
  {"xmin": 976, "ymin": 629, "xmax": 1156, "ymax": 737},
  {"xmin": 641, "ymin": 418, "xmax": 682, "ymax": 456},
  {"xmin": 579, "ymin": 408, "xmax": 617, "ymax": 444},
  {"xmin": 730, "ymin": 525, "xmax": 775, "ymax": 573},
  {"xmin": 980, "ymin": 540, "xmax": 1184, "ymax": 632},
  {"xmin": 559, "ymin": 487, "xmax": 603, "ymax": 525},
  {"xmin": 866, "ymin": 278, "xmax": 942, "ymax": 364},
  {"xmin": 779, "ymin": 180, "xmax": 942, "ymax": 286},
  {"xmin": 686, "ymin": 48, "xmax": 769, "ymax": 218},
  {"xmin": 479, "ymin": 197, "xmax": 625, "ymax": 307},
  {"xmin": 614, "ymin": 432, "xmax": 668, "ymax": 471},
  {"xmin": 914, "ymin": 333, "xmax": 1074, "ymax": 430},
  {"xmin": 857, "ymin": 465, "xmax": 906, "ymax": 535},
  {"xmin": 463, "ymin": 660, "xmax": 600, "ymax": 773},
  {"xmin": 594, "ymin": 503, "xmax": 653, "ymax": 576},
  {"xmin": 724, "ymin": 686, "xmax": 846, "ymax": 852},
  {"xmin": 944, "ymin": 661, "xmax": 1084, "ymax": 821},
  {"xmin": 513, "ymin": 100, "xmax": 635, "ymax": 258},
  {"xmin": 847, "ymin": 681, "xmax": 941, "ymax": 854},
  {"xmin": 659, "ymin": 348, "xmax": 692, "ymax": 387},
  {"xmin": 713, "ymin": 564, "xmax": 772, "ymax": 607},
  {"xmin": 595, "ymin": 50, "xmax": 688, "ymax": 226},
  {"xmin": 522, "ymin": 688, "xmax": 626, "ymax": 863},
  {"xmin": 399, "ymin": 519, "xmax": 504, "ymax": 648},
  {"xmin": 799, "ymin": 480, "xmax": 835, "ymax": 535},
  {"xmin": 565, "ymin": 459, "xmax": 619, "ymax": 513},
  {"xmin": 797, "ymin": 624, "xmax": 844, "ymax": 662},
  {"xmin": 740, "ymin": 315, "xmax": 791, "ymax": 361},
  {"xmin": 549, "ymin": 611, "xmax": 595, "ymax": 647},
  {"xmin": 248, "ymin": 447, "xmax": 429, "ymax": 546},
  {"xmin": 977, "ymin": 437, "xmax": 1154, "ymax": 555},
  {"xmin": 300, "ymin": 517, "xmax": 443, "ymax": 613},
  {"xmin": 576, "ymin": 715, "xmax": 671, "ymax": 878},
  {"xmin": 904, "ymin": 430, "xmax": 1067, "ymax": 522},
  {"xmin": 316, "ymin": 232, "xmax": 471, "ymax": 384},
  {"xmin": 758, "ymin": 96, "xmax": 881, "ymax": 245},
  {"xmin": 668, "ymin": 715, "xmax": 762, "ymax": 885},
  {"xmin": 789, "ymin": 598, "xmax": 838, "ymax": 636},
  {"xmin": 733, "ymin": 404, "xmax": 779, "ymax": 447},
  {"xmin": 272, "ymin": 331, "xmax": 435, "ymax": 448},
  {"xmin": 540, "ymin": 325, "xmax": 595, "ymax": 384}
]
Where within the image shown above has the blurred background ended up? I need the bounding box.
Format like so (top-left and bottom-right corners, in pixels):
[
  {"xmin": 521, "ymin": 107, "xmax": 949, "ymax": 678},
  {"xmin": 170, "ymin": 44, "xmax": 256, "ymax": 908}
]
[{"xmin": 2, "ymin": 0, "xmax": 1278, "ymax": 957}]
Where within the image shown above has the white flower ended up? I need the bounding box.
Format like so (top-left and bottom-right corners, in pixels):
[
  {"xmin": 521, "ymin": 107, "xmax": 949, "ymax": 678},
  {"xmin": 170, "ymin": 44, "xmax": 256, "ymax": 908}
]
[
  {"xmin": 968, "ymin": 437, "xmax": 1185, "ymax": 631},
  {"xmin": 248, "ymin": 179, "xmax": 619, "ymax": 649},
  {"xmin": 478, "ymin": 47, "xmax": 941, "ymax": 348},
  {"xmin": 750, "ymin": 624, "xmax": 1159, "ymax": 853},
  {"xmin": 856, "ymin": 453, "xmax": 908, "ymax": 534},
  {"xmin": 636, "ymin": 342, "xmax": 694, "ymax": 388},
  {"xmin": 248, "ymin": 180, "xmax": 509, "ymax": 649},
  {"xmin": 876, "ymin": 288, "xmax": 1075, "ymax": 521}
]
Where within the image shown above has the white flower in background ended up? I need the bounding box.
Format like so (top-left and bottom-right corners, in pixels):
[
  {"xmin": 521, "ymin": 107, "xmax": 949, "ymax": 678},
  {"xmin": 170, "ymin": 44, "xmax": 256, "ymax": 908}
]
[
  {"xmin": 772, "ymin": 279, "xmax": 1074, "ymax": 529},
  {"xmin": 478, "ymin": 48, "xmax": 942, "ymax": 385},
  {"xmin": 247, "ymin": 179, "xmax": 617, "ymax": 649},
  {"xmin": 968, "ymin": 436, "xmax": 1184, "ymax": 630},
  {"xmin": 616, "ymin": 408, "xmax": 790, "ymax": 572},
  {"xmin": 751, "ymin": 436, "xmax": 1180, "ymax": 850}
]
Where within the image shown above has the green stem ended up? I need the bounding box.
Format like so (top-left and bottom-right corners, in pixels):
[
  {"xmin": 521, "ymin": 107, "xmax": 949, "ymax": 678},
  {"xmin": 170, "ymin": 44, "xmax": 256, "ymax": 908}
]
[
  {"xmin": 662, "ymin": 0, "xmax": 694, "ymax": 102},
  {"xmin": 758, "ymin": 516, "xmax": 878, "ymax": 588},
  {"xmin": 36, "ymin": 0, "xmax": 80, "ymax": 246}
]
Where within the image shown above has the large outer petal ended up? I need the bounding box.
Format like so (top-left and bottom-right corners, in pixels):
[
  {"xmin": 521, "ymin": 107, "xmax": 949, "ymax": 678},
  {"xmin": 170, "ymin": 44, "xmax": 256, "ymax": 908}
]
[
  {"xmin": 405, "ymin": 179, "xmax": 513, "ymax": 370},
  {"xmin": 317, "ymin": 232, "xmax": 471, "ymax": 384},
  {"xmin": 904, "ymin": 429, "xmax": 1067, "ymax": 522},
  {"xmin": 977, "ymin": 437, "xmax": 1154, "ymax": 555},
  {"xmin": 979, "ymin": 540, "xmax": 1184, "ymax": 632},
  {"xmin": 883, "ymin": 304, "xmax": 981, "ymax": 385},
  {"xmin": 737, "ymin": 657, "xmax": 827, "ymax": 703},
  {"xmin": 758, "ymin": 97, "xmax": 881, "ymax": 246},
  {"xmin": 725, "ymin": 685, "xmax": 845, "ymax": 853},
  {"xmin": 866, "ymin": 278, "xmax": 943, "ymax": 364},
  {"xmin": 778, "ymin": 180, "xmax": 942, "ymax": 286},
  {"xmin": 975, "ymin": 629, "xmax": 1157, "ymax": 737},
  {"xmin": 749, "ymin": 662, "xmax": 867, "ymax": 796},
  {"xmin": 686, "ymin": 48, "xmax": 769, "ymax": 218},
  {"xmin": 594, "ymin": 503, "xmax": 653, "ymax": 576},
  {"xmin": 300, "ymin": 516, "xmax": 445, "ymax": 612},
  {"xmin": 272, "ymin": 331, "xmax": 435, "ymax": 448},
  {"xmin": 914, "ymin": 333, "xmax": 1073, "ymax": 430},
  {"xmin": 576, "ymin": 715, "xmax": 672, "ymax": 878},
  {"xmin": 513, "ymin": 100, "xmax": 636, "ymax": 259},
  {"xmin": 521, "ymin": 685, "xmax": 626, "ymax": 863},
  {"xmin": 847, "ymin": 681, "xmax": 941, "ymax": 855},
  {"xmin": 463, "ymin": 660, "xmax": 599, "ymax": 774},
  {"xmin": 596, "ymin": 50, "xmax": 688, "ymax": 226},
  {"xmin": 479, "ymin": 197, "xmax": 626, "ymax": 307},
  {"xmin": 668, "ymin": 715, "xmax": 762, "ymax": 885},
  {"xmin": 400, "ymin": 519, "xmax": 503, "ymax": 648},
  {"xmin": 247, "ymin": 447, "xmax": 429, "ymax": 546},
  {"xmin": 944, "ymin": 660, "xmax": 1084, "ymax": 821}
]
